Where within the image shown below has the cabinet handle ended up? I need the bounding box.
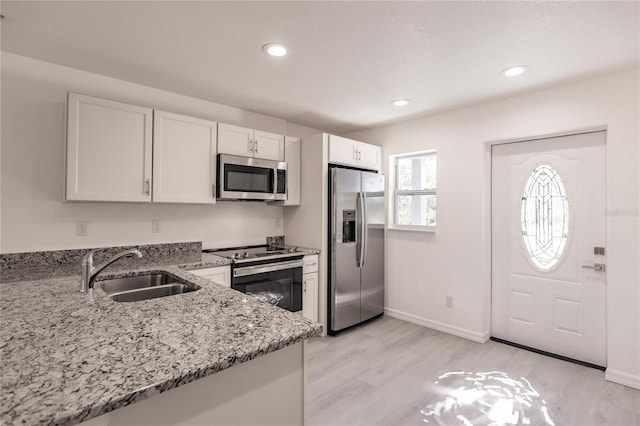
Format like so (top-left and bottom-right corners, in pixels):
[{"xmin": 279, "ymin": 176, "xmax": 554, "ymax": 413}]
[
  {"xmin": 248, "ymin": 140, "xmax": 253, "ymax": 153},
  {"xmin": 304, "ymin": 282, "xmax": 307, "ymax": 293},
  {"xmin": 255, "ymin": 140, "xmax": 259, "ymax": 153},
  {"xmin": 145, "ymin": 179, "xmax": 150, "ymax": 195}
]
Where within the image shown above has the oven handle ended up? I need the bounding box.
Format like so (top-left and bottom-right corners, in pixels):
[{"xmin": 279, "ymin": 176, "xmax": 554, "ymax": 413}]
[{"xmin": 233, "ymin": 260, "xmax": 304, "ymax": 277}]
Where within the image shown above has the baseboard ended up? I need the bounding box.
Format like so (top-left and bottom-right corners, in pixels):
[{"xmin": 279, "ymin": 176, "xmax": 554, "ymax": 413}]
[
  {"xmin": 605, "ymin": 368, "xmax": 640, "ymax": 390},
  {"xmin": 385, "ymin": 307, "xmax": 489, "ymax": 343}
]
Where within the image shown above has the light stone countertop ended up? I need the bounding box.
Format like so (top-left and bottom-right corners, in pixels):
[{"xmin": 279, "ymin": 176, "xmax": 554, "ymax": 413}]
[{"xmin": 0, "ymin": 253, "xmax": 322, "ymax": 425}]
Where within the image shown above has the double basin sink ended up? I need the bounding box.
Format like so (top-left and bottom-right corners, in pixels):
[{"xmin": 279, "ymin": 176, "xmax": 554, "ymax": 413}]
[{"xmin": 97, "ymin": 273, "xmax": 201, "ymax": 302}]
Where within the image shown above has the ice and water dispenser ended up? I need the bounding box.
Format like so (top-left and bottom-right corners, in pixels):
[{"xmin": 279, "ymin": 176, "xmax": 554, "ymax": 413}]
[{"xmin": 342, "ymin": 210, "xmax": 356, "ymax": 243}]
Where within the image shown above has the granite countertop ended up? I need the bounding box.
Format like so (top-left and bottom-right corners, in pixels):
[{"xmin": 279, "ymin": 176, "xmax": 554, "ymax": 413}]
[{"xmin": 0, "ymin": 251, "xmax": 322, "ymax": 425}]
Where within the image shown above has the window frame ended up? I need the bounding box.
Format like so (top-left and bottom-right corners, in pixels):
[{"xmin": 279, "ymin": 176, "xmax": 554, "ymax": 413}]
[{"xmin": 389, "ymin": 150, "xmax": 437, "ymax": 232}]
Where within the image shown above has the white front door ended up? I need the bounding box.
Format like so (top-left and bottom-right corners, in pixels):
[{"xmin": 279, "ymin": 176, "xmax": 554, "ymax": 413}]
[{"xmin": 491, "ymin": 131, "xmax": 607, "ymax": 366}]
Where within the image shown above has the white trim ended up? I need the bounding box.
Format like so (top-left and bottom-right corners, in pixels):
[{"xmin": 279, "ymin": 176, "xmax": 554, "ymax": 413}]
[
  {"xmin": 483, "ymin": 125, "xmax": 608, "ymax": 147},
  {"xmin": 604, "ymin": 369, "xmax": 640, "ymax": 390},
  {"xmin": 385, "ymin": 307, "xmax": 490, "ymax": 343}
]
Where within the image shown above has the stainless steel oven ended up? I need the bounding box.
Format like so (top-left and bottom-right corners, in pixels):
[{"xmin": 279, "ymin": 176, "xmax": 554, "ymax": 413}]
[
  {"xmin": 204, "ymin": 245, "xmax": 304, "ymax": 312},
  {"xmin": 232, "ymin": 259, "xmax": 304, "ymax": 312},
  {"xmin": 216, "ymin": 154, "xmax": 287, "ymax": 201}
]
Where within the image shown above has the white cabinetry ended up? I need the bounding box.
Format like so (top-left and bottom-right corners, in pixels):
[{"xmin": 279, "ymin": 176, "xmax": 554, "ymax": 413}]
[
  {"xmin": 283, "ymin": 137, "xmax": 301, "ymax": 206},
  {"xmin": 328, "ymin": 134, "xmax": 381, "ymax": 171},
  {"xmin": 218, "ymin": 123, "xmax": 284, "ymax": 161},
  {"xmin": 188, "ymin": 266, "xmax": 231, "ymax": 287},
  {"xmin": 66, "ymin": 93, "xmax": 153, "ymax": 202},
  {"xmin": 302, "ymin": 255, "xmax": 319, "ymax": 322},
  {"xmin": 152, "ymin": 111, "xmax": 217, "ymax": 204}
]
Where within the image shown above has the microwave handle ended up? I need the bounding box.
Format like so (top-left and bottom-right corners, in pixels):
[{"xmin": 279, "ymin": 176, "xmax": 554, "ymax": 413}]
[{"xmin": 273, "ymin": 166, "xmax": 278, "ymax": 196}]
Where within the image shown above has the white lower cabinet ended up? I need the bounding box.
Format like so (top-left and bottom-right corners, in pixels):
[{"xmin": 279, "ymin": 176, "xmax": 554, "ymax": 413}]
[
  {"xmin": 302, "ymin": 255, "xmax": 319, "ymax": 322},
  {"xmin": 303, "ymin": 274, "xmax": 318, "ymax": 322},
  {"xmin": 188, "ymin": 266, "xmax": 231, "ymax": 287}
]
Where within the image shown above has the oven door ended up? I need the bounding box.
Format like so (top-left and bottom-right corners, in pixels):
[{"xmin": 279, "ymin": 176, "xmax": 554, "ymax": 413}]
[{"xmin": 232, "ymin": 259, "xmax": 303, "ymax": 312}]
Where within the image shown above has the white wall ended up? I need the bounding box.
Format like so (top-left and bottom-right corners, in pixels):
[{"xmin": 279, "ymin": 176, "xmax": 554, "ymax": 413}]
[
  {"xmin": 0, "ymin": 53, "xmax": 315, "ymax": 253},
  {"xmin": 347, "ymin": 68, "xmax": 640, "ymax": 388}
]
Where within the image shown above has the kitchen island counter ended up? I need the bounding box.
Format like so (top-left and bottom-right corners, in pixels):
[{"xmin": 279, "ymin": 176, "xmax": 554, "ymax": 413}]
[{"xmin": 0, "ymin": 252, "xmax": 322, "ymax": 425}]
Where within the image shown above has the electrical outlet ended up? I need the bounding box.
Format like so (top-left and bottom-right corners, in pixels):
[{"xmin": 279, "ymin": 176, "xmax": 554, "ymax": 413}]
[
  {"xmin": 446, "ymin": 296, "xmax": 453, "ymax": 308},
  {"xmin": 76, "ymin": 221, "xmax": 88, "ymax": 236},
  {"xmin": 152, "ymin": 219, "xmax": 161, "ymax": 233}
]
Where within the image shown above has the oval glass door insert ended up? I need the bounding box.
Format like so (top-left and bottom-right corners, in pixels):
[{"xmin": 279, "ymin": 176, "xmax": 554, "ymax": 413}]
[{"xmin": 520, "ymin": 164, "xmax": 569, "ymax": 270}]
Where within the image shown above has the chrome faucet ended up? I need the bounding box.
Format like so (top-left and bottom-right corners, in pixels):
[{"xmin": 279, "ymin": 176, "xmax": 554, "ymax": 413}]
[{"xmin": 80, "ymin": 248, "xmax": 143, "ymax": 292}]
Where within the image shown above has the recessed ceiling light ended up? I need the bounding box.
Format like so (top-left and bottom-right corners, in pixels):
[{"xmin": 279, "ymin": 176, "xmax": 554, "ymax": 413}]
[
  {"xmin": 262, "ymin": 42, "xmax": 288, "ymax": 57},
  {"xmin": 391, "ymin": 99, "xmax": 410, "ymax": 107},
  {"xmin": 501, "ymin": 65, "xmax": 528, "ymax": 77}
]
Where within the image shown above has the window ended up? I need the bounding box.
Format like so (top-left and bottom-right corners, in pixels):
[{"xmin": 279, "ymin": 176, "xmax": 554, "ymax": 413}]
[
  {"xmin": 391, "ymin": 151, "xmax": 437, "ymax": 230},
  {"xmin": 520, "ymin": 164, "xmax": 569, "ymax": 270}
]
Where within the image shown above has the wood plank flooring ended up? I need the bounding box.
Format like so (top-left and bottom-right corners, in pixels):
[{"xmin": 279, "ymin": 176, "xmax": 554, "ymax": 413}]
[{"xmin": 306, "ymin": 316, "xmax": 640, "ymax": 426}]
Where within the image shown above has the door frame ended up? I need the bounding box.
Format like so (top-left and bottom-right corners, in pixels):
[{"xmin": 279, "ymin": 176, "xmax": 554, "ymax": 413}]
[{"xmin": 483, "ymin": 125, "xmax": 608, "ymax": 363}]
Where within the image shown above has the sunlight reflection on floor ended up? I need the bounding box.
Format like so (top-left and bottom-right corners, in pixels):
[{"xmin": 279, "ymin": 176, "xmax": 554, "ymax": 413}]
[{"xmin": 420, "ymin": 371, "xmax": 556, "ymax": 425}]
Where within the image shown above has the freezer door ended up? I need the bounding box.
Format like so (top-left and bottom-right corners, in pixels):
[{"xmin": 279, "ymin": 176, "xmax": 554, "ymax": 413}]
[
  {"xmin": 360, "ymin": 171, "xmax": 385, "ymax": 322},
  {"xmin": 331, "ymin": 167, "xmax": 362, "ymax": 332}
]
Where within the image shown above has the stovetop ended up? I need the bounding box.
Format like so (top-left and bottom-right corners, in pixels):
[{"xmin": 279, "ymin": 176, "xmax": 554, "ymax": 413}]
[{"xmin": 204, "ymin": 245, "xmax": 303, "ymax": 264}]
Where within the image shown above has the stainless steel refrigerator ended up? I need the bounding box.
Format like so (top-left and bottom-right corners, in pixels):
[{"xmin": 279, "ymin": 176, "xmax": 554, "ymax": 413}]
[{"xmin": 329, "ymin": 166, "xmax": 385, "ymax": 334}]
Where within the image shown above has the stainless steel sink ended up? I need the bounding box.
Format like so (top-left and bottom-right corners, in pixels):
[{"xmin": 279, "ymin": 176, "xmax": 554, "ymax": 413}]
[{"xmin": 97, "ymin": 273, "xmax": 201, "ymax": 302}]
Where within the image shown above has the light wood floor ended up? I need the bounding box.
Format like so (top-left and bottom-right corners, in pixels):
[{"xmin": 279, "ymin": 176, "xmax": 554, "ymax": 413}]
[{"xmin": 306, "ymin": 316, "xmax": 640, "ymax": 426}]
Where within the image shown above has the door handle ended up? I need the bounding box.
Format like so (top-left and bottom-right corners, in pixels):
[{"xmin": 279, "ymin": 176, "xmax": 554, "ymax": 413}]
[{"xmin": 582, "ymin": 263, "xmax": 606, "ymax": 272}]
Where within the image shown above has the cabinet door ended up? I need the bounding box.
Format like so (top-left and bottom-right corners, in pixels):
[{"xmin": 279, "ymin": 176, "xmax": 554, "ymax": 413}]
[
  {"xmin": 217, "ymin": 123, "xmax": 253, "ymax": 157},
  {"xmin": 189, "ymin": 266, "xmax": 231, "ymax": 287},
  {"xmin": 283, "ymin": 137, "xmax": 301, "ymax": 206},
  {"xmin": 328, "ymin": 134, "xmax": 358, "ymax": 167},
  {"xmin": 153, "ymin": 111, "xmax": 217, "ymax": 204},
  {"xmin": 66, "ymin": 93, "xmax": 152, "ymax": 202},
  {"xmin": 357, "ymin": 142, "xmax": 381, "ymax": 172},
  {"xmin": 303, "ymin": 273, "xmax": 318, "ymax": 322},
  {"xmin": 254, "ymin": 130, "xmax": 285, "ymax": 161}
]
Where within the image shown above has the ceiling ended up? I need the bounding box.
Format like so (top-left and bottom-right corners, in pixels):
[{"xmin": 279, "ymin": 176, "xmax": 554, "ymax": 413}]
[{"xmin": 1, "ymin": 1, "xmax": 638, "ymax": 134}]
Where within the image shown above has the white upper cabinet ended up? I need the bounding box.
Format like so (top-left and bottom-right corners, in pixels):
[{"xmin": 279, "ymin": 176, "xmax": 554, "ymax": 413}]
[
  {"xmin": 66, "ymin": 93, "xmax": 153, "ymax": 202},
  {"xmin": 254, "ymin": 130, "xmax": 285, "ymax": 161},
  {"xmin": 357, "ymin": 141, "xmax": 382, "ymax": 171},
  {"xmin": 328, "ymin": 134, "xmax": 381, "ymax": 171},
  {"xmin": 218, "ymin": 123, "xmax": 284, "ymax": 161},
  {"xmin": 152, "ymin": 111, "xmax": 217, "ymax": 204},
  {"xmin": 283, "ymin": 137, "xmax": 301, "ymax": 206},
  {"xmin": 216, "ymin": 123, "xmax": 253, "ymax": 158}
]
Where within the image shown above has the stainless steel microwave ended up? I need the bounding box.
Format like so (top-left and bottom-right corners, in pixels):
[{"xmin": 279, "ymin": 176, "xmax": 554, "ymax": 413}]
[{"xmin": 216, "ymin": 154, "xmax": 287, "ymax": 201}]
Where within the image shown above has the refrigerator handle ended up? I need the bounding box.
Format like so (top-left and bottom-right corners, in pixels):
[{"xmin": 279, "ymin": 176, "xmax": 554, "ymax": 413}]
[
  {"xmin": 356, "ymin": 192, "xmax": 362, "ymax": 267},
  {"xmin": 361, "ymin": 191, "xmax": 368, "ymax": 267}
]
